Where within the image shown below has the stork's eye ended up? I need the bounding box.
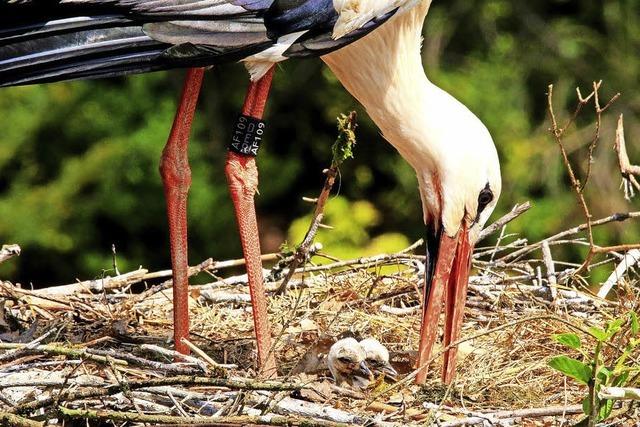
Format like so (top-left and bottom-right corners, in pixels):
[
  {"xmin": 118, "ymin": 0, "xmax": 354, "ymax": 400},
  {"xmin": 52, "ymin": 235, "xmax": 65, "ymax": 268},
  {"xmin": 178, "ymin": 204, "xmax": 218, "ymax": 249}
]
[
  {"xmin": 338, "ymin": 357, "xmax": 352, "ymax": 364},
  {"xmin": 477, "ymin": 187, "xmax": 493, "ymax": 213}
]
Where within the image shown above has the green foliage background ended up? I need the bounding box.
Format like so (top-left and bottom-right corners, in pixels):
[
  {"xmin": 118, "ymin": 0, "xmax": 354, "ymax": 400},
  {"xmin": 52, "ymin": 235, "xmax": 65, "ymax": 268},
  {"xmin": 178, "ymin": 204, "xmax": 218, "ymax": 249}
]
[{"xmin": 1, "ymin": 0, "xmax": 639, "ymax": 286}]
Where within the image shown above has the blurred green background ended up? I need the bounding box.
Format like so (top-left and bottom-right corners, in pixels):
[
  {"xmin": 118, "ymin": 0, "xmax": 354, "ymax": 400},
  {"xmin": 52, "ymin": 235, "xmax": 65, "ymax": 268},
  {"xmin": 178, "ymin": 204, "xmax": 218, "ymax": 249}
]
[{"xmin": 1, "ymin": 0, "xmax": 639, "ymax": 286}]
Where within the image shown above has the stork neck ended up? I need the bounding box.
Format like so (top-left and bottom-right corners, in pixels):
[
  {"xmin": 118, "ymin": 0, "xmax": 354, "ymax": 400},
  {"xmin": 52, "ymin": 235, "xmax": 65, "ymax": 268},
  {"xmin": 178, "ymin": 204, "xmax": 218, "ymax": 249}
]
[{"xmin": 322, "ymin": 2, "xmax": 437, "ymax": 170}]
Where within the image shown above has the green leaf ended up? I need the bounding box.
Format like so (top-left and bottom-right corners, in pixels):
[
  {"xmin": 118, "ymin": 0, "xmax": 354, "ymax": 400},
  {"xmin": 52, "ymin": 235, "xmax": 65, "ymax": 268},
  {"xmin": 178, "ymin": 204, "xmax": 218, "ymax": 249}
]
[
  {"xmin": 589, "ymin": 326, "xmax": 608, "ymax": 342},
  {"xmin": 598, "ymin": 398, "xmax": 614, "ymax": 421},
  {"xmin": 597, "ymin": 366, "xmax": 611, "ymax": 384},
  {"xmin": 630, "ymin": 312, "xmax": 639, "ymax": 336},
  {"xmin": 613, "ymin": 371, "xmax": 629, "ymax": 387},
  {"xmin": 548, "ymin": 355, "xmax": 592, "ymax": 384},
  {"xmin": 552, "ymin": 333, "xmax": 582, "ymax": 349},
  {"xmin": 606, "ymin": 318, "xmax": 625, "ymax": 338}
]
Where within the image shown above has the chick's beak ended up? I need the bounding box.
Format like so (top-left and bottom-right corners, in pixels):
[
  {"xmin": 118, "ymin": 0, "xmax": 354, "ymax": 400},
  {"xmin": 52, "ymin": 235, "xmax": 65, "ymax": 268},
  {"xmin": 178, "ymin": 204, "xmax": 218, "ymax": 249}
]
[
  {"xmin": 358, "ymin": 361, "xmax": 373, "ymax": 379},
  {"xmin": 381, "ymin": 362, "xmax": 398, "ymax": 380},
  {"xmin": 416, "ymin": 223, "xmax": 473, "ymax": 384}
]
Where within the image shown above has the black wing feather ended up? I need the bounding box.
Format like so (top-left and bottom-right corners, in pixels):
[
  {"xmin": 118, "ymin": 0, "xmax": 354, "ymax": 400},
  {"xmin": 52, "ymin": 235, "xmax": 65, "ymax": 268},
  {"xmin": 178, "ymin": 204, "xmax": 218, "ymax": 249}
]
[{"xmin": 0, "ymin": 0, "xmax": 395, "ymax": 87}]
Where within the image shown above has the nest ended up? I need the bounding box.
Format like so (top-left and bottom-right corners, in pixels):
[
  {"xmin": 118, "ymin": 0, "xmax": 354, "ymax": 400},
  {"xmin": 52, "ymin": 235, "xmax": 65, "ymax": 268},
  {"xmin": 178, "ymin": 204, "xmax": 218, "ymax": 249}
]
[{"xmin": 1, "ymin": 205, "xmax": 639, "ymax": 426}]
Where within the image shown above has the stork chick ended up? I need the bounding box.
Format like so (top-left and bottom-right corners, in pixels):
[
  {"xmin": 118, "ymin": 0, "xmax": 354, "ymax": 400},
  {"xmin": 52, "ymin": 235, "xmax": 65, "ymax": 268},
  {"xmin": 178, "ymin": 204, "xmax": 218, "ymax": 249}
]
[
  {"xmin": 360, "ymin": 338, "xmax": 398, "ymax": 380},
  {"xmin": 327, "ymin": 338, "xmax": 373, "ymax": 389}
]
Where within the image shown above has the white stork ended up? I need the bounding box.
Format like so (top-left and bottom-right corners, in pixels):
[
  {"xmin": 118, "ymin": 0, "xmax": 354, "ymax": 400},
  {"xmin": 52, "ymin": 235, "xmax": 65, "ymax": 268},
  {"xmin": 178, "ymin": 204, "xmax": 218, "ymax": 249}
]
[
  {"xmin": 0, "ymin": 0, "xmax": 501, "ymax": 383},
  {"xmin": 327, "ymin": 337, "xmax": 373, "ymax": 389}
]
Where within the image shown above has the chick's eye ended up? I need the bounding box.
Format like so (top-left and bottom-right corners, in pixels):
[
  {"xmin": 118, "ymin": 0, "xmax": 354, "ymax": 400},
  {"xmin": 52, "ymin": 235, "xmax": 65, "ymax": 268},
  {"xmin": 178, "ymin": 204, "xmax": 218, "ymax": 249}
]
[
  {"xmin": 366, "ymin": 359, "xmax": 382, "ymax": 367},
  {"xmin": 338, "ymin": 357, "xmax": 351, "ymax": 364},
  {"xmin": 477, "ymin": 188, "xmax": 493, "ymax": 211}
]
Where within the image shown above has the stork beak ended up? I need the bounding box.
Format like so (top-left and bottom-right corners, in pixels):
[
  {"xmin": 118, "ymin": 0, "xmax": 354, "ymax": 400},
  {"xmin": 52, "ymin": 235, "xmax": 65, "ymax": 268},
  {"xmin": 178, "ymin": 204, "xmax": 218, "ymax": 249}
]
[{"xmin": 415, "ymin": 223, "xmax": 472, "ymax": 385}]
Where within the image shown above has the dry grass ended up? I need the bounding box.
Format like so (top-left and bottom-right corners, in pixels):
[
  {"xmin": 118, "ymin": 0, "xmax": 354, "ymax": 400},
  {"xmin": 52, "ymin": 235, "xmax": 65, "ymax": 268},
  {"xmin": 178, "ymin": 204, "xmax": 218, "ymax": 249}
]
[{"xmin": 1, "ymin": 223, "xmax": 639, "ymax": 425}]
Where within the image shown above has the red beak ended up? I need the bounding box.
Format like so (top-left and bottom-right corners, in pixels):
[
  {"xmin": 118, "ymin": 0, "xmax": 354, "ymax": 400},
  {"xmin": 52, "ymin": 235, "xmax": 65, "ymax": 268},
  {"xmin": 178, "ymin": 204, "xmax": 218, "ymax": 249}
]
[{"xmin": 415, "ymin": 223, "xmax": 472, "ymax": 384}]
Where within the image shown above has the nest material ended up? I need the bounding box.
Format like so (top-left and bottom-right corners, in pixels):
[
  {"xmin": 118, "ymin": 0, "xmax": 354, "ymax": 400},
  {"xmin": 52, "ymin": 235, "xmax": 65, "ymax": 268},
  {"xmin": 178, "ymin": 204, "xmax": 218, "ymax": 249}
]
[{"xmin": 0, "ymin": 230, "xmax": 639, "ymax": 426}]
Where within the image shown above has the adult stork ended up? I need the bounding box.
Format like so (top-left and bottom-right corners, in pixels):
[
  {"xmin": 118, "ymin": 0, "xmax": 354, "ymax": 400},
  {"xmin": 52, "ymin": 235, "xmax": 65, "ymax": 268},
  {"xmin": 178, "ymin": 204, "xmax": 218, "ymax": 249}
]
[{"xmin": 0, "ymin": 0, "xmax": 501, "ymax": 383}]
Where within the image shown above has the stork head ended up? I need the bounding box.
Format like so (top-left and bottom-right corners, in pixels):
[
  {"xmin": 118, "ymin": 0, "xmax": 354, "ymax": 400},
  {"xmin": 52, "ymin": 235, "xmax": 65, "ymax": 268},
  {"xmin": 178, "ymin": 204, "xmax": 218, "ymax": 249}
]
[
  {"xmin": 412, "ymin": 84, "xmax": 501, "ymax": 383},
  {"xmin": 359, "ymin": 338, "xmax": 398, "ymax": 380},
  {"xmin": 327, "ymin": 338, "xmax": 373, "ymax": 388},
  {"xmin": 407, "ymin": 83, "xmax": 500, "ymax": 284}
]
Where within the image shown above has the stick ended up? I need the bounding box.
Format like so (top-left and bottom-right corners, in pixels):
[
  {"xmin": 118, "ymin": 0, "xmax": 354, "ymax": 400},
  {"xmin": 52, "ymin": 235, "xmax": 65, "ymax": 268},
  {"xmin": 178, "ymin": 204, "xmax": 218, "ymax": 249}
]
[
  {"xmin": 180, "ymin": 338, "xmax": 238, "ymax": 370},
  {"xmin": 599, "ymin": 386, "xmax": 640, "ymax": 400},
  {"xmin": 250, "ymin": 395, "xmax": 380, "ymax": 426},
  {"xmin": 84, "ymin": 348, "xmax": 205, "ymax": 375},
  {"xmin": 498, "ymin": 211, "xmax": 640, "ymax": 262},
  {"xmin": 541, "ymin": 240, "xmax": 558, "ymax": 300},
  {"xmin": 58, "ymin": 406, "xmax": 355, "ymax": 427},
  {"xmin": 273, "ymin": 112, "xmax": 357, "ymax": 295},
  {"xmin": 598, "ymin": 249, "xmax": 640, "ymax": 298},
  {"xmin": 0, "ymin": 411, "xmax": 42, "ymax": 427},
  {"xmin": 614, "ymin": 114, "xmax": 640, "ymax": 200},
  {"xmin": 0, "ymin": 244, "xmax": 20, "ymax": 264},
  {"xmin": 16, "ymin": 376, "xmax": 302, "ymax": 414},
  {"xmin": 0, "ymin": 343, "xmax": 128, "ymax": 366},
  {"xmin": 35, "ymin": 269, "xmax": 148, "ymax": 296},
  {"xmin": 439, "ymin": 405, "xmax": 583, "ymax": 427},
  {"xmin": 477, "ymin": 202, "xmax": 532, "ymax": 242},
  {"xmin": 140, "ymin": 344, "xmax": 208, "ymax": 372},
  {"xmin": 0, "ymin": 329, "xmax": 57, "ymax": 365}
]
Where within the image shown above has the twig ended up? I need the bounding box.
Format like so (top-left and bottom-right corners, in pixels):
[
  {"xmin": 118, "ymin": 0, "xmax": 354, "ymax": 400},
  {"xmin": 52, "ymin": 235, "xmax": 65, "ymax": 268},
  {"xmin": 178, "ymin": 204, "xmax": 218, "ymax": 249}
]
[
  {"xmin": 0, "ymin": 244, "xmax": 20, "ymax": 264},
  {"xmin": 166, "ymin": 389, "xmax": 190, "ymax": 417},
  {"xmin": 541, "ymin": 241, "xmax": 558, "ymax": 300},
  {"xmin": 614, "ymin": 114, "xmax": 640, "ymax": 200},
  {"xmin": 273, "ymin": 112, "xmax": 357, "ymax": 295},
  {"xmin": 35, "ymin": 269, "xmax": 149, "ymax": 296},
  {"xmin": 439, "ymin": 405, "xmax": 583, "ymax": 427},
  {"xmin": 597, "ymin": 249, "xmax": 640, "ymax": 298},
  {"xmin": 140, "ymin": 344, "xmax": 209, "ymax": 372},
  {"xmin": 547, "ymin": 82, "xmax": 633, "ymax": 274},
  {"xmin": 180, "ymin": 338, "xmax": 238, "ymax": 370},
  {"xmin": 58, "ymin": 406, "xmax": 355, "ymax": 427},
  {"xmin": 477, "ymin": 202, "xmax": 532, "ymax": 242},
  {"xmin": 0, "ymin": 343, "xmax": 128, "ymax": 366},
  {"xmin": 0, "ymin": 328, "xmax": 57, "ymax": 365},
  {"xmin": 498, "ymin": 211, "xmax": 640, "ymax": 263},
  {"xmin": 84, "ymin": 347, "xmax": 206, "ymax": 375},
  {"xmin": 599, "ymin": 386, "xmax": 640, "ymax": 400},
  {"xmin": 16, "ymin": 377, "xmax": 303, "ymax": 414},
  {"xmin": 0, "ymin": 411, "xmax": 42, "ymax": 427}
]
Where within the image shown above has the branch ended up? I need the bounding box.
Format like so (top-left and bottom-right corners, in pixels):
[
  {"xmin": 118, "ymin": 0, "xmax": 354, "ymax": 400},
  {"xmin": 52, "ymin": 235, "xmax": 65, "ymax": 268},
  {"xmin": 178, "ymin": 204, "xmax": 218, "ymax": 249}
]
[
  {"xmin": 438, "ymin": 405, "xmax": 583, "ymax": 427},
  {"xmin": 614, "ymin": 114, "xmax": 640, "ymax": 200},
  {"xmin": 0, "ymin": 244, "xmax": 20, "ymax": 264},
  {"xmin": 0, "ymin": 412, "xmax": 42, "ymax": 427},
  {"xmin": 499, "ymin": 211, "xmax": 640, "ymax": 262},
  {"xmin": 597, "ymin": 249, "xmax": 640, "ymax": 298},
  {"xmin": 16, "ymin": 376, "xmax": 302, "ymax": 414},
  {"xmin": 0, "ymin": 343, "xmax": 129, "ymax": 366},
  {"xmin": 273, "ymin": 112, "xmax": 357, "ymax": 295},
  {"xmin": 58, "ymin": 406, "xmax": 354, "ymax": 427},
  {"xmin": 546, "ymin": 82, "xmax": 620, "ymax": 274},
  {"xmin": 599, "ymin": 386, "xmax": 640, "ymax": 400},
  {"xmin": 477, "ymin": 202, "xmax": 532, "ymax": 242}
]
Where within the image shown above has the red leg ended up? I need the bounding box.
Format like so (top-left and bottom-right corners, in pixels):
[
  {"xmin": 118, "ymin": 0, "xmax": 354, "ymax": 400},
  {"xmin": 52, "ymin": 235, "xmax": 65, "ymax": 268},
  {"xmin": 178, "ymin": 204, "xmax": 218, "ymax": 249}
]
[
  {"xmin": 159, "ymin": 68, "xmax": 205, "ymax": 355},
  {"xmin": 225, "ymin": 67, "xmax": 277, "ymax": 377}
]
